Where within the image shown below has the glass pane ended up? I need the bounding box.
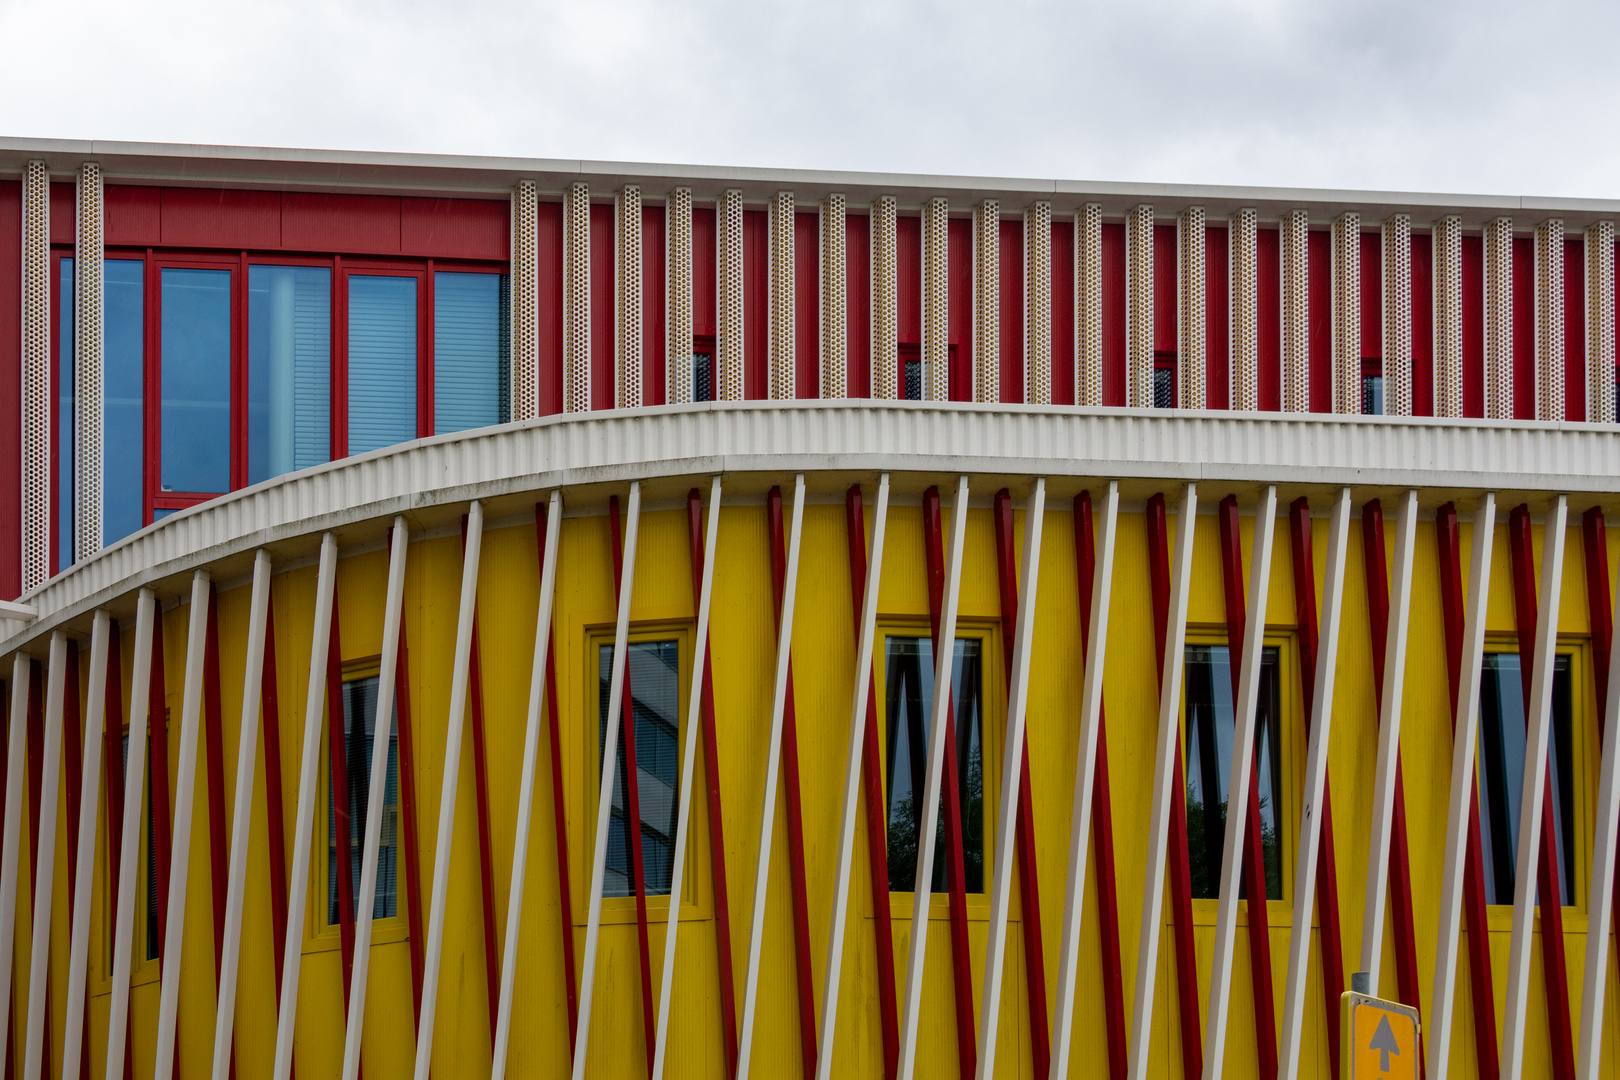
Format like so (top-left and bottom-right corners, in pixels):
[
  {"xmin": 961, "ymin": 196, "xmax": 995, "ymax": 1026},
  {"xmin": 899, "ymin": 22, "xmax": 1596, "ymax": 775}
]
[
  {"xmin": 884, "ymin": 636, "xmax": 984, "ymax": 894},
  {"xmin": 1478, "ymin": 653, "xmax": 1575, "ymax": 904},
  {"xmin": 328, "ymin": 675, "xmax": 399, "ymax": 923},
  {"xmin": 249, "ymin": 266, "xmax": 331, "ymax": 484},
  {"xmin": 105, "ymin": 261, "xmax": 145, "ymax": 545},
  {"xmin": 903, "ymin": 357, "xmax": 922, "ymax": 401},
  {"xmin": 58, "ymin": 259, "xmax": 74, "ymax": 572},
  {"xmin": 695, "ymin": 352, "xmax": 713, "ymax": 403},
  {"xmin": 347, "ymin": 275, "xmax": 418, "ymax": 455},
  {"xmin": 433, "ymin": 272, "xmax": 509, "ymax": 434},
  {"xmin": 1154, "ymin": 365, "xmax": 1175, "ymax": 409},
  {"xmin": 597, "ymin": 640, "xmax": 681, "ymax": 897},
  {"xmin": 1184, "ymin": 644, "xmax": 1282, "ymax": 900},
  {"xmin": 1362, "ymin": 373, "xmax": 1385, "ymax": 415},
  {"xmin": 161, "ymin": 268, "xmax": 232, "ymax": 494}
]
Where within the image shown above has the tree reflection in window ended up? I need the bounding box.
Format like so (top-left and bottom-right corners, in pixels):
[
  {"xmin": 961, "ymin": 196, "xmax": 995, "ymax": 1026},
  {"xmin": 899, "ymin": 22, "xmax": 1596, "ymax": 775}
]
[
  {"xmin": 884, "ymin": 636, "xmax": 983, "ymax": 894},
  {"xmin": 597, "ymin": 640, "xmax": 681, "ymax": 897}
]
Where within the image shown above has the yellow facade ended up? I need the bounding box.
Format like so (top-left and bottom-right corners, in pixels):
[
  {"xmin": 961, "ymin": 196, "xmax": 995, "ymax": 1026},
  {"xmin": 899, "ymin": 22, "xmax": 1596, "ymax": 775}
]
[{"xmin": 13, "ymin": 493, "xmax": 1619, "ymax": 1079}]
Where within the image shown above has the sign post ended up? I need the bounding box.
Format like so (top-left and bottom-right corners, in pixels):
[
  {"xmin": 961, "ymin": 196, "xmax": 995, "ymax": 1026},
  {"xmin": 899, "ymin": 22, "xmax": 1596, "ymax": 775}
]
[{"xmin": 1341, "ymin": 979, "xmax": 1421, "ymax": 1079}]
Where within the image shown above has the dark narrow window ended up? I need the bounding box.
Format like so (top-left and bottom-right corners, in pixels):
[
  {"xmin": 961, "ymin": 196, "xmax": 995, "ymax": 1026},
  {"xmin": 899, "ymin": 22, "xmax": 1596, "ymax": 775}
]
[
  {"xmin": 327, "ymin": 674, "xmax": 400, "ymax": 924},
  {"xmin": 433, "ymin": 271, "xmax": 510, "ymax": 434},
  {"xmin": 1184, "ymin": 644, "xmax": 1283, "ymax": 900},
  {"xmin": 347, "ymin": 275, "xmax": 418, "ymax": 455},
  {"xmin": 899, "ymin": 344, "xmax": 924, "ymax": 401},
  {"xmin": 597, "ymin": 640, "xmax": 681, "ymax": 896},
  {"xmin": 1154, "ymin": 352, "xmax": 1176, "ymax": 409},
  {"xmin": 1362, "ymin": 359, "xmax": 1385, "ymax": 415},
  {"xmin": 120, "ymin": 729, "xmax": 161, "ymax": 961},
  {"xmin": 160, "ymin": 268, "xmax": 233, "ymax": 497},
  {"xmin": 884, "ymin": 636, "xmax": 984, "ymax": 894},
  {"xmin": 1477, "ymin": 652, "xmax": 1575, "ymax": 905},
  {"xmin": 695, "ymin": 352, "xmax": 714, "ymax": 402},
  {"xmin": 248, "ymin": 265, "xmax": 331, "ymax": 485}
]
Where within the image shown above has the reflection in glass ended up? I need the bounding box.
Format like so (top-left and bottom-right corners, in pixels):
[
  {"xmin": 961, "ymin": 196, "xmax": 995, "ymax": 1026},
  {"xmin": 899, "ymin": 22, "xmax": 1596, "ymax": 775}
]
[
  {"xmin": 348, "ymin": 275, "xmax": 417, "ymax": 455},
  {"xmin": 884, "ymin": 636, "xmax": 983, "ymax": 894},
  {"xmin": 249, "ymin": 266, "xmax": 330, "ymax": 484},
  {"xmin": 57, "ymin": 259, "xmax": 74, "ymax": 571},
  {"xmin": 1184, "ymin": 644, "xmax": 1282, "ymax": 900},
  {"xmin": 1477, "ymin": 653, "xmax": 1574, "ymax": 905},
  {"xmin": 433, "ymin": 272, "xmax": 509, "ymax": 434},
  {"xmin": 1362, "ymin": 374, "xmax": 1385, "ymax": 415},
  {"xmin": 597, "ymin": 640, "xmax": 681, "ymax": 897},
  {"xmin": 328, "ymin": 674, "xmax": 399, "ymax": 923},
  {"xmin": 161, "ymin": 268, "xmax": 232, "ymax": 494}
]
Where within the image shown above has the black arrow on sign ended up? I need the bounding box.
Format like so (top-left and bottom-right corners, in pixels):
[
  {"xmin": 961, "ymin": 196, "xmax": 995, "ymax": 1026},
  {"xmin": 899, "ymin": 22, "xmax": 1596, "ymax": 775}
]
[{"xmin": 1370, "ymin": 1013, "xmax": 1401, "ymax": 1073}]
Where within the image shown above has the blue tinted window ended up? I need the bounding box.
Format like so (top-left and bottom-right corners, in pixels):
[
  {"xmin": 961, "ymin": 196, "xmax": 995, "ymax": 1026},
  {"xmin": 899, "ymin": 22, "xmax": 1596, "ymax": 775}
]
[
  {"xmin": 161, "ymin": 268, "xmax": 232, "ymax": 494},
  {"xmin": 249, "ymin": 266, "xmax": 331, "ymax": 484},
  {"xmin": 105, "ymin": 260, "xmax": 145, "ymax": 545},
  {"xmin": 433, "ymin": 272, "xmax": 508, "ymax": 434},
  {"xmin": 348, "ymin": 276, "xmax": 417, "ymax": 454},
  {"xmin": 597, "ymin": 640, "xmax": 681, "ymax": 897},
  {"xmin": 329, "ymin": 674, "xmax": 399, "ymax": 923},
  {"xmin": 58, "ymin": 259, "xmax": 74, "ymax": 572}
]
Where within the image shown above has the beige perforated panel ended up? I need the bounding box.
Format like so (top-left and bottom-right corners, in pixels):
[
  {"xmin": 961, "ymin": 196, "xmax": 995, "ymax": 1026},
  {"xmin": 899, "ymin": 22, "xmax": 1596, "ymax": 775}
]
[
  {"xmin": 820, "ymin": 195, "xmax": 847, "ymax": 398},
  {"xmin": 1125, "ymin": 203, "xmax": 1154, "ymax": 408},
  {"xmin": 1177, "ymin": 206, "xmax": 1206, "ymax": 410},
  {"xmin": 615, "ymin": 185, "xmax": 642, "ymax": 409},
  {"xmin": 1484, "ymin": 216, "xmax": 1514, "ymax": 420},
  {"xmin": 1588, "ymin": 221, "xmax": 1616, "ymax": 424},
  {"xmin": 510, "ymin": 181, "xmax": 539, "ymax": 421},
  {"xmin": 665, "ymin": 188, "xmax": 694, "ymax": 405},
  {"xmin": 74, "ymin": 163, "xmax": 104, "ymax": 561},
  {"xmin": 972, "ymin": 200, "xmax": 999, "ymax": 402},
  {"xmin": 1024, "ymin": 201, "xmax": 1052, "ymax": 406},
  {"xmin": 1331, "ymin": 212, "xmax": 1361, "ymax": 414},
  {"xmin": 768, "ymin": 191, "xmax": 795, "ymax": 399},
  {"xmin": 562, "ymin": 182, "xmax": 591, "ymax": 413},
  {"xmin": 1230, "ymin": 209, "xmax": 1259, "ymax": 412},
  {"xmin": 1534, "ymin": 218, "xmax": 1564, "ymax": 422},
  {"xmin": 1434, "ymin": 216, "xmax": 1464, "ymax": 418},
  {"xmin": 871, "ymin": 197, "xmax": 899, "ymax": 400},
  {"xmin": 1075, "ymin": 204, "xmax": 1103, "ymax": 407},
  {"xmin": 1382, "ymin": 214, "xmax": 1413, "ymax": 417},
  {"xmin": 718, "ymin": 189, "xmax": 745, "ymax": 401},
  {"xmin": 923, "ymin": 197, "xmax": 950, "ymax": 401},
  {"xmin": 1282, "ymin": 209, "xmax": 1310, "ymax": 413},
  {"xmin": 22, "ymin": 161, "xmax": 50, "ymax": 590}
]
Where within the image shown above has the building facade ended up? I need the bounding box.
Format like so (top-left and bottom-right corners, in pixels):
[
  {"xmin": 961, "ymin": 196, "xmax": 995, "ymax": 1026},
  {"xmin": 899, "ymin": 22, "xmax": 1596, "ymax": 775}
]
[{"xmin": 0, "ymin": 139, "xmax": 1617, "ymax": 1079}]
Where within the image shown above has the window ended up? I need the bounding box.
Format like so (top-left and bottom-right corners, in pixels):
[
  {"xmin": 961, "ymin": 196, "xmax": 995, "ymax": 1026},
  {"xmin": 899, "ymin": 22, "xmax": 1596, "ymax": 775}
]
[
  {"xmin": 597, "ymin": 640, "xmax": 681, "ymax": 897},
  {"xmin": 1154, "ymin": 352, "xmax": 1176, "ymax": 409},
  {"xmin": 1184, "ymin": 643, "xmax": 1283, "ymax": 900},
  {"xmin": 160, "ymin": 267, "xmax": 233, "ymax": 497},
  {"xmin": 347, "ymin": 274, "xmax": 419, "ymax": 456},
  {"xmin": 119, "ymin": 728, "xmax": 162, "ymax": 961},
  {"xmin": 327, "ymin": 674, "xmax": 400, "ymax": 924},
  {"xmin": 899, "ymin": 344, "xmax": 923, "ymax": 401},
  {"xmin": 248, "ymin": 265, "xmax": 331, "ymax": 485},
  {"xmin": 433, "ymin": 272, "xmax": 510, "ymax": 434},
  {"xmin": 884, "ymin": 635, "xmax": 984, "ymax": 894},
  {"xmin": 1362, "ymin": 359, "xmax": 1384, "ymax": 415},
  {"xmin": 1476, "ymin": 652, "xmax": 1575, "ymax": 905},
  {"xmin": 695, "ymin": 351, "xmax": 714, "ymax": 403}
]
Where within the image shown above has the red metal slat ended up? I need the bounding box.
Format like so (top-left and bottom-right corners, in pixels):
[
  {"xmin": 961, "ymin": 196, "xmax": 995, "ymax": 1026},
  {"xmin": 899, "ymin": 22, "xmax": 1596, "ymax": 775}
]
[
  {"xmin": 261, "ymin": 601, "xmax": 293, "ymax": 998},
  {"xmin": 23, "ymin": 664, "xmax": 51, "ymax": 1080},
  {"xmin": 1146, "ymin": 493, "xmax": 1203, "ymax": 1080},
  {"xmin": 62, "ymin": 643, "xmax": 88, "ymax": 1078},
  {"xmin": 844, "ymin": 485, "xmax": 900, "ymax": 1080},
  {"xmin": 380, "ymin": 535, "xmax": 428, "ymax": 1030},
  {"xmin": 149, "ymin": 624, "xmax": 175, "ymax": 961},
  {"xmin": 535, "ymin": 504, "xmax": 581, "ymax": 1052},
  {"xmin": 990, "ymin": 489, "xmax": 1054, "ymax": 1076},
  {"xmin": 766, "ymin": 485, "xmax": 822, "ymax": 1078},
  {"xmin": 1435, "ymin": 502, "xmax": 1502, "ymax": 1080},
  {"xmin": 921, "ymin": 486, "xmax": 981, "ymax": 1079},
  {"xmin": 686, "ymin": 490, "xmax": 739, "ymax": 1075},
  {"xmin": 1285, "ymin": 498, "xmax": 1346, "ymax": 1076},
  {"xmin": 608, "ymin": 495, "xmax": 659, "ymax": 1076},
  {"xmin": 202, "ymin": 588, "xmax": 239, "ymax": 1080},
  {"xmin": 1360, "ymin": 501, "xmax": 1425, "ymax": 1013},
  {"xmin": 1580, "ymin": 508, "xmax": 1620, "ymax": 951},
  {"xmin": 1215, "ymin": 495, "xmax": 1279, "ymax": 1080},
  {"xmin": 327, "ymin": 605, "xmax": 360, "ymax": 1009},
  {"xmin": 460, "ymin": 516, "xmax": 504, "ymax": 1043},
  {"xmin": 1074, "ymin": 491, "xmax": 1129, "ymax": 1080},
  {"xmin": 102, "ymin": 623, "xmax": 134, "ymax": 1080},
  {"xmin": 1506, "ymin": 506, "xmax": 1576, "ymax": 1080}
]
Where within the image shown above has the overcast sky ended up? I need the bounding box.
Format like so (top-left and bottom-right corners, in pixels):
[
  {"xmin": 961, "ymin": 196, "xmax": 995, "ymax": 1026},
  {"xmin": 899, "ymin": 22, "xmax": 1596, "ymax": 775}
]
[{"xmin": 5, "ymin": 0, "xmax": 1617, "ymax": 199}]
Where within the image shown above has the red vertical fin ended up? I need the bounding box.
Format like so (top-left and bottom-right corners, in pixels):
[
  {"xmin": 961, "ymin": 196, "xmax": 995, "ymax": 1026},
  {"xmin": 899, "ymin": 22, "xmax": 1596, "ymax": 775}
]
[{"xmin": 460, "ymin": 516, "xmax": 503, "ymax": 1044}]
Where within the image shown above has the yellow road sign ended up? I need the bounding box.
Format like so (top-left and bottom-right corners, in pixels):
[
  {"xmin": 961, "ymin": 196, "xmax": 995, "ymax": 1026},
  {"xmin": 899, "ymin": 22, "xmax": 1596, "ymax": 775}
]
[{"xmin": 1340, "ymin": 991, "xmax": 1421, "ymax": 1079}]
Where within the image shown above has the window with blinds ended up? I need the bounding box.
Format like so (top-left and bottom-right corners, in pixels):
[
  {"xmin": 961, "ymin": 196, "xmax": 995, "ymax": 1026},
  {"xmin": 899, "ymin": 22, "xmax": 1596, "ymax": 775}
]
[
  {"xmin": 433, "ymin": 272, "xmax": 509, "ymax": 434},
  {"xmin": 347, "ymin": 275, "xmax": 418, "ymax": 455},
  {"xmin": 249, "ymin": 266, "xmax": 331, "ymax": 484},
  {"xmin": 328, "ymin": 673, "xmax": 400, "ymax": 924}
]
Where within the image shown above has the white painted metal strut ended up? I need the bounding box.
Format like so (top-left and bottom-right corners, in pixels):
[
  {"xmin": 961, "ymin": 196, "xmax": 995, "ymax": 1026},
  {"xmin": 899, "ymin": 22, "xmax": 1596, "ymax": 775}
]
[
  {"xmin": 897, "ymin": 474, "xmax": 971, "ymax": 1080},
  {"xmin": 652, "ymin": 477, "xmax": 722, "ymax": 1080},
  {"xmin": 415, "ymin": 500, "xmax": 486, "ymax": 1080},
  {"xmin": 1278, "ymin": 488, "xmax": 1352, "ymax": 1080},
  {"xmin": 22, "ymin": 631, "xmax": 68, "ymax": 1080},
  {"xmin": 1502, "ymin": 495, "xmax": 1569, "ymax": 1078},
  {"xmin": 1050, "ymin": 480, "xmax": 1121, "ymax": 1080},
  {"xmin": 1358, "ymin": 490, "xmax": 1419, "ymax": 986},
  {"xmin": 814, "ymin": 472, "xmax": 890, "ymax": 1080},
  {"xmin": 977, "ymin": 477, "xmax": 1049, "ymax": 1079},
  {"xmin": 0, "ymin": 653, "xmax": 31, "ymax": 1078},
  {"xmin": 1579, "ymin": 507, "xmax": 1620, "ymax": 1078},
  {"xmin": 735, "ymin": 472, "xmax": 808, "ymax": 1080},
  {"xmin": 1126, "ymin": 483, "xmax": 1199, "ymax": 1080},
  {"xmin": 61, "ymin": 611, "xmax": 110, "ymax": 1080},
  {"xmin": 1202, "ymin": 483, "xmax": 1279, "ymax": 1080},
  {"xmin": 154, "ymin": 572, "xmax": 214, "ymax": 1080},
  {"xmin": 105, "ymin": 589, "xmax": 155, "ymax": 1080},
  {"xmin": 1427, "ymin": 493, "xmax": 1497, "ymax": 1080},
  {"xmin": 343, "ymin": 520, "xmax": 410, "ymax": 1080},
  {"xmin": 492, "ymin": 493, "xmax": 561, "ymax": 1080},
  {"xmin": 272, "ymin": 532, "xmax": 339, "ymax": 1080},
  {"xmin": 573, "ymin": 482, "xmax": 642, "ymax": 1079}
]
